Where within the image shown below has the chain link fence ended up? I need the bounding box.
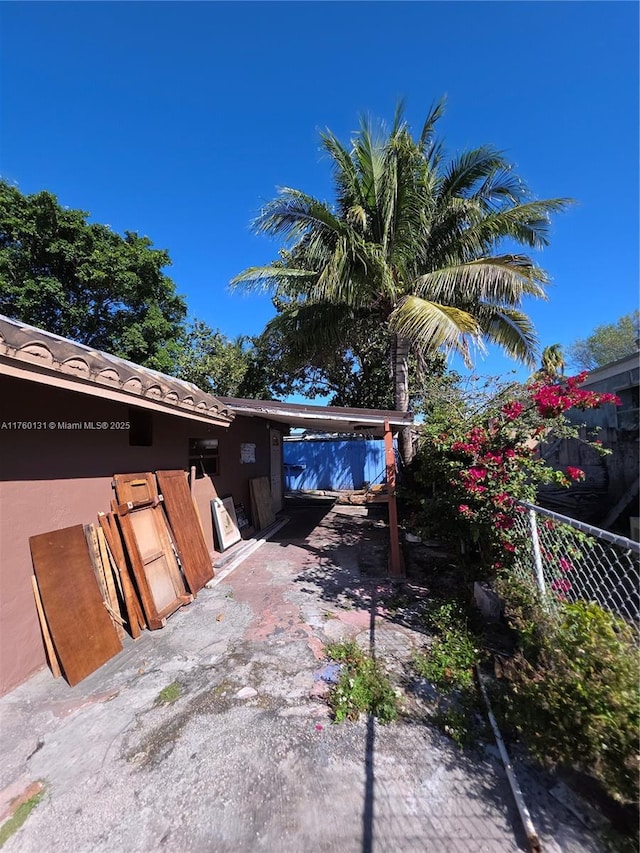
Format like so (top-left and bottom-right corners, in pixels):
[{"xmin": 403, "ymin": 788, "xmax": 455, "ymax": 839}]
[{"xmin": 509, "ymin": 500, "xmax": 640, "ymax": 637}]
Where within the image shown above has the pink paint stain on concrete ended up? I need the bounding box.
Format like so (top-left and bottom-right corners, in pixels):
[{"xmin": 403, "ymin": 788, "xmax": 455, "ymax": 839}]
[
  {"xmin": 335, "ymin": 609, "xmax": 371, "ymax": 628},
  {"xmin": 45, "ymin": 689, "xmax": 120, "ymax": 719},
  {"xmin": 0, "ymin": 778, "xmax": 43, "ymax": 823},
  {"xmin": 225, "ymin": 550, "xmax": 327, "ymax": 659}
]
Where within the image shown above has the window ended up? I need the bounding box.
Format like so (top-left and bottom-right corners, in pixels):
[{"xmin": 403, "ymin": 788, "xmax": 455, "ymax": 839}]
[
  {"xmin": 129, "ymin": 408, "xmax": 153, "ymax": 446},
  {"xmin": 616, "ymin": 386, "xmax": 639, "ymax": 432},
  {"xmin": 189, "ymin": 438, "xmax": 219, "ymax": 476}
]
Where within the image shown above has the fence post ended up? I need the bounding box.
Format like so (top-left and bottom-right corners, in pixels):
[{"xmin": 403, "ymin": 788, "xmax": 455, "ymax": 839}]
[{"xmin": 529, "ymin": 509, "xmax": 547, "ymax": 597}]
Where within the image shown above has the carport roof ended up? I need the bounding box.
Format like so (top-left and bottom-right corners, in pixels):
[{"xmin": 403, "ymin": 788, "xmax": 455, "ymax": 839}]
[{"xmin": 218, "ymin": 396, "xmax": 414, "ymax": 437}]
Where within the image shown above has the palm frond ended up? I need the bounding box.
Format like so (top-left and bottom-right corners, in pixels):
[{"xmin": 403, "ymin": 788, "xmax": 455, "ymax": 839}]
[
  {"xmin": 413, "ymin": 256, "xmax": 549, "ymax": 305},
  {"xmin": 475, "ymin": 305, "xmax": 540, "ymax": 366},
  {"xmin": 251, "ymin": 189, "xmax": 341, "ymax": 243},
  {"xmin": 439, "ymin": 147, "xmax": 511, "ymax": 200},
  {"xmin": 320, "ymin": 130, "xmax": 366, "ymax": 213},
  {"xmin": 471, "ymin": 166, "xmax": 528, "ymax": 210},
  {"xmin": 353, "ymin": 115, "xmax": 388, "ymax": 232},
  {"xmin": 265, "ymin": 301, "xmax": 366, "ymax": 354},
  {"xmin": 418, "ymin": 96, "xmax": 447, "ymax": 166},
  {"xmin": 389, "ymin": 295, "xmax": 480, "ymax": 362},
  {"xmin": 435, "ymin": 198, "xmax": 573, "ymax": 257},
  {"xmin": 230, "ymin": 265, "xmax": 317, "ymax": 293}
]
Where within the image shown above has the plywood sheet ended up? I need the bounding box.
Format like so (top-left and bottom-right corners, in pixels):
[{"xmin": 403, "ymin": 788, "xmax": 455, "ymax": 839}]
[
  {"xmin": 157, "ymin": 469, "xmax": 214, "ymax": 593},
  {"xmin": 249, "ymin": 477, "xmax": 276, "ymax": 531},
  {"xmin": 29, "ymin": 525, "xmax": 122, "ymax": 686},
  {"xmin": 98, "ymin": 512, "xmax": 146, "ymax": 637},
  {"xmin": 191, "ymin": 473, "xmax": 217, "ymax": 557},
  {"xmin": 31, "ymin": 575, "xmax": 61, "ymax": 678}
]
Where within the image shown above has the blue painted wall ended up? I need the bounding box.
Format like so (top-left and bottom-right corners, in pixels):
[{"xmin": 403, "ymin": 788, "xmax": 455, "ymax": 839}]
[{"xmin": 283, "ymin": 438, "xmax": 391, "ymax": 491}]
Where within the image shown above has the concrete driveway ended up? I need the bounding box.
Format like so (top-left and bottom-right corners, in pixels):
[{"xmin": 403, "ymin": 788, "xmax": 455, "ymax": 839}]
[{"xmin": 0, "ymin": 499, "xmax": 605, "ymax": 852}]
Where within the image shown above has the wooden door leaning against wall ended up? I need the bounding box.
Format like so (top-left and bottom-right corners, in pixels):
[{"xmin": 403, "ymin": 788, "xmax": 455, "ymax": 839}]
[{"xmin": 113, "ymin": 472, "xmax": 192, "ymax": 630}]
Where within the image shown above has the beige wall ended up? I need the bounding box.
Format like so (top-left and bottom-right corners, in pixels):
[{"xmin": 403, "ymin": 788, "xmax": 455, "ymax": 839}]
[{"xmin": 0, "ymin": 376, "xmax": 281, "ymax": 695}]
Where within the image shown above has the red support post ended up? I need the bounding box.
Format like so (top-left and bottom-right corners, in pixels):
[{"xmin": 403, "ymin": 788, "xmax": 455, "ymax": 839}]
[{"xmin": 384, "ymin": 420, "xmax": 403, "ymax": 578}]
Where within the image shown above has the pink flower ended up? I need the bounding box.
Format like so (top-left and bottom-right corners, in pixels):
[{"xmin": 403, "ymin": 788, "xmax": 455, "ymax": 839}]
[
  {"xmin": 566, "ymin": 466, "xmax": 585, "ymax": 481},
  {"xmin": 468, "ymin": 467, "xmax": 487, "ymax": 481},
  {"xmin": 502, "ymin": 401, "xmax": 524, "ymax": 421},
  {"xmin": 483, "ymin": 451, "xmax": 503, "ymax": 465},
  {"xmin": 558, "ymin": 557, "xmax": 573, "ymax": 573},
  {"xmin": 495, "ymin": 513, "xmax": 515, "ymax": 530},
  {"xmin": 551, "ymin": 578, "xmax": 572, "ymax": 593},
  {"xmin": 451, "ymin": 441, "xmax": 472, "ymax": 453},
  {"xmin": 532, "ymin": 385, "xmax": 571, "ymax": 418},
  {"xmin": 465, "ymin": 483, "xmax": 487, "ymax": 493}
]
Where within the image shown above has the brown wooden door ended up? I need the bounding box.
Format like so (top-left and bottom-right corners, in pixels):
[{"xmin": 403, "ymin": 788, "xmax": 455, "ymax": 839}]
[
  {"xmin": 116, "ymin": 503, "xmax": 191, "ymax": 629},
  {"xmin": 113, "ymin": 472, "xmax": 158, "ymax": 506},
  {"xmin": 156, "ymin": 470, "xmax": 214, "ymax": 593}
]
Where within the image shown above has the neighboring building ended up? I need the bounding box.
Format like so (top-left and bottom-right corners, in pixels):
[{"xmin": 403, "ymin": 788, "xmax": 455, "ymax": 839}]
[
  {"xmin": 0, "ymin": 316, "xmax": 412, "ymax": 694},
  {"xmin": 538, "ymin": 352, "xmax": 639, "ymax": 534}
]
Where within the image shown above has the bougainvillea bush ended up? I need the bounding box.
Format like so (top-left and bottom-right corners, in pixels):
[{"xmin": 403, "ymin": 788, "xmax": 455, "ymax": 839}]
[
  {"xmin": 405, "ymin": 370, "xmax": 619, "ymax": 577},
  {"xmin": 404, "ymin": 372, "xmax": 640, "ymax": 807}
]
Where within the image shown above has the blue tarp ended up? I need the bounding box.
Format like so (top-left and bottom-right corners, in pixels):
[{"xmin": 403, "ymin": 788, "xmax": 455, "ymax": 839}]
[{"xmin": 283, "ymin": 438, "xmax": 392, "ymax": 491}]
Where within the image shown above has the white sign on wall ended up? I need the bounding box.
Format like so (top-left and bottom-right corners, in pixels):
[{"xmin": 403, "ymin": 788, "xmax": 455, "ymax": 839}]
[{"xmin": 240, "ymin": 442, "xmax": 256, "ymax": 464}]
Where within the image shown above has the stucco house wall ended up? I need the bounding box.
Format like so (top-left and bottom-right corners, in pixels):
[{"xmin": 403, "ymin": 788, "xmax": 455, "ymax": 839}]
[{"xmin": 0, "ymin": 374, "xmax": 278, "ymax": 695}]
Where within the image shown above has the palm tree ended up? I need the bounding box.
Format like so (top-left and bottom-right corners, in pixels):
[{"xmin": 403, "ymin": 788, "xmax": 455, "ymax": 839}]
[
  {"xmin": 232, "ymin": 101, "xmax": 571, "ymax": 464},
  {"xmin": 537, "ymin": 343, "xmax": 566, "ymax": 380}
]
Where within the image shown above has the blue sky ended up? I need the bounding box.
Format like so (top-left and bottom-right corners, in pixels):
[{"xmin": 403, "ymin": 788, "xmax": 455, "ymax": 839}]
[{"xmin": 1, "ymin": 1, "xmax": 638, "ymax": 396}]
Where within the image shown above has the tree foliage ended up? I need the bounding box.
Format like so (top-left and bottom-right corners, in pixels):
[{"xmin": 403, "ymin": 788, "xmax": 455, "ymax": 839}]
[
  {"xmin": 567, "ymin": 311, "xmax": 639, "ymax": 370},
  {"xmin": 232, "ymin": 100, "xmax": 571, "ymax": 462},
  {"xmin": 0, "ymin": 180, "xmax": 187, "ymax": 373},
  {"xmin": 255, "ymin": 304, "xmax": 448, "ymax": 409},
  {"xmin": 175, "ymin": 320, "xmax": 272, "ymax": 398}
]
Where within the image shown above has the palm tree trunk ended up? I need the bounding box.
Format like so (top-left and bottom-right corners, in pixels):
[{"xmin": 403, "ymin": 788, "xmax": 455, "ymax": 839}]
[{"xmin": 392, "ymin": 333, "xmax": 413, "ymax": 465}]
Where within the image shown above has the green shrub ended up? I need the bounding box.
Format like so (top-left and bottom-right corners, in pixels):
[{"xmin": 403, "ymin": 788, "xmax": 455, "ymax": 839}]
[
  {"xmin": 499, "ymin": 600, "xmax": 640, "ymax": 803},
  {"xmin": 325, "ymin": 640, "xmax": 398, "ymax": 724},
  {"xmin": 413, "ymin": 630, "xmax": 478, "ymax": 692},
  {"xmin": 413, "ymin": 602, "xmax": 480, "ymax": 692},
  {"xmin": 493, "ymin": 571, "xmax": 555, "ymax": 661}
]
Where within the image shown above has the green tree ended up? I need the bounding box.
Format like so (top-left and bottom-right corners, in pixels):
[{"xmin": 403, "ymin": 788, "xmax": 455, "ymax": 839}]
[
  {"xmin": 0, "ymin": 180, "xmax": 186, "ymax": 373},
  {"xmin": 232, "ymin": 101, "xmax": 570, "ymax": 464},
  {"xmin": 535, "ymin": 343, "xmax": 565, "ymax": 380},
  {"xmin": 567, "ymin": 311, "xmax": 639, "ymax": 370},
  {"xmin": 176, "ymin": 319, "xmax": 272, "ymax": 398},
  {"xmin": 255, "ymin": 296, "xmax": 449, "ymax": 410}
]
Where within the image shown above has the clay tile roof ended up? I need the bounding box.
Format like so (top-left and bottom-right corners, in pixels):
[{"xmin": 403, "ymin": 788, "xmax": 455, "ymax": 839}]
[{"xmin": 0, "ymin": 315, "xmax": 234, "ymax": 427}]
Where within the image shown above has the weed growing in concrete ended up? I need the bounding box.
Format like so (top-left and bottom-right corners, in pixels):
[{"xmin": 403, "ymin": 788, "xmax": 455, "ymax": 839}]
[
  {"xmin": 155, "ymin": 681, "xmax": 181, "ymax": 705},
  {"xmin": 411, "ymin": 602, "xmax": 486, "ymax": 748},
  {"xmin": 0, "ymin": 788, "xmax": 45, "ymax": 848},
  {"xmin": 412, "ymin": 603, "xmax": 479, "ymax": 691},
  {"xmin": 325, "ymin": 640, "xmax": 398, "ymax": 724}
]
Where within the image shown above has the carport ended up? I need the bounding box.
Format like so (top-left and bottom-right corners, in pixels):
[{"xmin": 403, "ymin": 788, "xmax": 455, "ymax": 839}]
[{"xmin": 219, "ymin": 397, "xmax": 415, "ymax": 577}]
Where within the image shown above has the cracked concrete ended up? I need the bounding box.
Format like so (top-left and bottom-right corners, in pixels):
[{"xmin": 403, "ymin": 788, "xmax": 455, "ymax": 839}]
[{"xmin": 0, "ymin": 499, "xmax": 608, "ymax": 852}]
